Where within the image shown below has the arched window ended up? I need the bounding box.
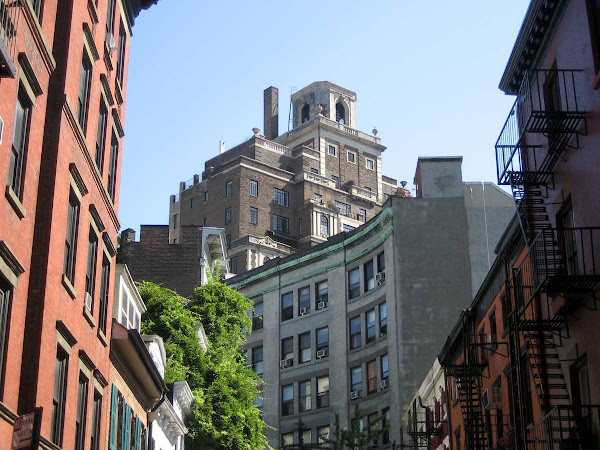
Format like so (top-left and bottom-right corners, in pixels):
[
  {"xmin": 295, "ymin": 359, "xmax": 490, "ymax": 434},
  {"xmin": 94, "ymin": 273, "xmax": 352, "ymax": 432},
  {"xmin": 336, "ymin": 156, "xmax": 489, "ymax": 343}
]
[
  {"xmin": 301, "ymin": 104, "xmax": 310, "ymax": 123},
  {"xmin": 335, "ymin": 102, "xmax": 345, "ymax": 124},
  {"xmin": 321, "ymin": 216, "xmax": 329, "ymax": 236}
]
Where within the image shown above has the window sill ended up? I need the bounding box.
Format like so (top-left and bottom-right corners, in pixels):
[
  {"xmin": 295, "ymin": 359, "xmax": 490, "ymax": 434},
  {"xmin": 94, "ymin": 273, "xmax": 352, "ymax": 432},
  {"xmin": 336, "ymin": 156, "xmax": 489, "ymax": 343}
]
[
  {"xmin": 5, "ymin": 186, "xmax": 25, "ymax": 219},
  {"xmin": 97, "ymin": 329, "xmax": 108, "ymax": 347},
  {"xmin": 348, "ymin": 280, "xmax": 386, "ymax": 304},
  {"xmin": 83, "ymin": 305, "xmax": 96, "ymax": 328},
  {"xmin": 62, "ymin": 274, "xmax": 77, "ymax": 299}
]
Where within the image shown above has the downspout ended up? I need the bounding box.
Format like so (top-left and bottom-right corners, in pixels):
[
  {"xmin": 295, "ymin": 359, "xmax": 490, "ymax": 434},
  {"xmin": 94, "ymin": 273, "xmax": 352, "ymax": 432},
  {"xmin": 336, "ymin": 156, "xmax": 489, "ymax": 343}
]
[{"xmin": 147, "ymin": 393, "xmax": 166, "ymax": 449}]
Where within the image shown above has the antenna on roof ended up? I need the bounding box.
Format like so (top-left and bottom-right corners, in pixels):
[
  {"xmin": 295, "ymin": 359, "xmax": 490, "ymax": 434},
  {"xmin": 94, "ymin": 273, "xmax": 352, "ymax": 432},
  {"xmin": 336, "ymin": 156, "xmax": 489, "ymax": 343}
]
[{"xmin": 288, "ymin": 86, "xmax": 297, "ymax": 132}]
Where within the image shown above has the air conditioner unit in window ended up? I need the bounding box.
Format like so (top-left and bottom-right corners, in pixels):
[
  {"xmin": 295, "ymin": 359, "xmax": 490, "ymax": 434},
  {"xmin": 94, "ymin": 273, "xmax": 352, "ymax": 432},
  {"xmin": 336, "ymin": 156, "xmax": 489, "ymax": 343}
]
[
  {"xmin": 0, "ymin": 115, "xmax": 4, "ymax": 145},
  {"xmin": 280, "ymin": 359, "xmax": 290, "ymax": 369},
  {"xmin": 350, "ymin": 390, "xmax": 360, "ymax": 400},
  {"xmin": 376, "ymin": 272, "xmax": 386, "ymax": 284},
  {"xmin": 380, "ymin": 378, "xmax": 389, "ymax": 390},
  {"xmin": 317, "ymin": 301, "xmax": 327, "ymax": 310},
  {"xmin": 317, "ymin": 349, "xmax": 328, "ymax": 359},
  {"xmin": 299, "ymin": 307, "xmax": 307, "ymax": 316},
  {"xmin": 84, "ymin": 292, "xmax": 93, "ymax": 311},
  {"xmin": 105, "ymin": 31, "xmax": 117, "ymax": 54},
  {"xmin": 483, "ymin": 387, "xmax": 502, "ymax": 410}
]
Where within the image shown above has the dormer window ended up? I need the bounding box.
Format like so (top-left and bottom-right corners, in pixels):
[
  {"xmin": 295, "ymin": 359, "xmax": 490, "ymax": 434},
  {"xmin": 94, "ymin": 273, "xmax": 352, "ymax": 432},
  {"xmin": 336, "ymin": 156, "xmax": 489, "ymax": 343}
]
[
  {"xmin": 335, "ymin": 102, "xmax": 345, "ymax": 124},
  {"xmin": 301, "ymin": 104, "xmax": 310, "ymax": 123}
]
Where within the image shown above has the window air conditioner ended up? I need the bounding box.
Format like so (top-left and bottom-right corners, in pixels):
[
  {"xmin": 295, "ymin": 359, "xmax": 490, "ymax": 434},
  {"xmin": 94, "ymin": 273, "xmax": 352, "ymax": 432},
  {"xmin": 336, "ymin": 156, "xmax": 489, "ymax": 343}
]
[
  {"xmin": 280, "ymin": 359, "xmax": 289, "ymax": 369},
  {"xmin": 317, "ymin": 301, "xmax": 327, "ymax": 310},
  {"xmin": 106, "ymin": 32, "xmax": 117, "ymax": 53},
  {"xmin": 483, "ymin": 387, "xmax": 502, "ymax": 410},
  {"xmin": 299, "ymin": 307, "xmax": 307, "ymax": 316},
  {"xmin": 376, "ymin": 272, "xmax": 386, "ymax": 284},
  {"xmin": 380, "ymin": 332, "xmax": 387, "ymax": 338},
  {"xmin": 380, "ymin": 379, "xmax": 389, "ymax": 390},
  {"xmin": 317, "ymin": 349, "xmax": 328, "ymax": 359},
  {"xmin": 84, "ymin": 292, "xmax": 93, "ymax": 311},
  {"xmin": 350, "ymin": 390, "xmax": 360, "ymax": 400}
]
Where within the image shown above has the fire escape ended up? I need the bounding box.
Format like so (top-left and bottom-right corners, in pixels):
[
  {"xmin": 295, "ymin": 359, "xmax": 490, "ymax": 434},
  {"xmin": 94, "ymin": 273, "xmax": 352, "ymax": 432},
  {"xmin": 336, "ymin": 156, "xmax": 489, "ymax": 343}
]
[
  {"xmin": 405, "ymin": 398, "xmax": 442, "ymax": 450},
  {"xmin": 0, "ymin": 0, "xmax": 21, "ymax": 78},
  {"xmin": 495, "ymin": 68, "xmax": 600, "ymax": 449},
  {"xmin": 445, "ymin": 311, "xmax": 490, "ymax": 450}
]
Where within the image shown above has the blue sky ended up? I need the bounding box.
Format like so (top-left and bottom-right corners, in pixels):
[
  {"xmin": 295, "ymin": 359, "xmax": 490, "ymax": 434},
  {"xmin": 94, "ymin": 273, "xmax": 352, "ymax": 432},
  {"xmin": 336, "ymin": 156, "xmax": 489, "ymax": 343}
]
[{"xmin": 120, "ymin": 0, "xmax": 529, "ymax": 233}]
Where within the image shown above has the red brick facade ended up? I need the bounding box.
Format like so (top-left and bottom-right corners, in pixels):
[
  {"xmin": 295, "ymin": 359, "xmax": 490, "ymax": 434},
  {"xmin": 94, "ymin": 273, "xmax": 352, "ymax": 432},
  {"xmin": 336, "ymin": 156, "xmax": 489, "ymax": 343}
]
[{"xmin": 0, "ymin": 0, "xmax": 157, "ymax": 447}]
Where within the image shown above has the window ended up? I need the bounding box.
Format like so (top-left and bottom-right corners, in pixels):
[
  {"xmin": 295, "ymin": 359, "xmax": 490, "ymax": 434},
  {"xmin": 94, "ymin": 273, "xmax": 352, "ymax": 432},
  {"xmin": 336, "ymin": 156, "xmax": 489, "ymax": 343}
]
[
  {"xmin": 274, "ymin": 188, "xmax": 289, "ymax": 206},
  {"xmin": 299, "ymin": 331, "xmax": 311, "ymax": 363},
  {"xmin": 252, "ymin": 346, "xmax": 263, "ymax": 376},
  {"xmin": 299, "ymin": 380, "xmax": 311, "ymax": 412},
  {"xmin": 75, "ymin": 373, "xmax": 88, "ymax": 450},
  {"xmin": 335, "ymin": 102, "xmax": 345, "ymax": 124},
  {"xmin": 331, "ymin": 175, "xmax": 340, "ymax": 189},
  {"xmin": 9, "ymin": 89, "xmax": 31, "ymax": 200},
  {"xmin": 64, "ymin": 191, "xmax": 80, "ymax": 284},
  {"xmin": 351, "ymin": 366, "xmax": 362, "ymax": 392},
  {"xmin": 571, "ymin": 356, "xmax": 591, "ymax": 407},
  {"xmin": 106, "ymin": 0, "xmax": 115, "ymax": 33},
  {"xmin": 190, "ymin": 198, "xmax": 194, "ymax": 208},
  {"xmin": 316, "ymin": 326, "xmax": 328, "ymax": 354},
  {"xmin": 317, "ymin": 375, "xmax": 329, "ymax": 408},
  {"xmin": 231, "ymin": 257, "xmax": 238, "ymax": 274},
  {"xmin": 281, "ymin": 292, "xmax": 293, "ymax": 321},
  {"xmin": 249, "ymin": 207, "xmax": 258, "ymax": 225},
  {"xmin": 204, "ymin": 191, "xmax": 208, "ymax": 202},
  {"xmin": 348, "ymin": 268, "xmax": 360, "ymax": 298},
  {"xmin": 282, "ymin": 384, "xmax": 294, "ymax": 416},
  {"xmin": 310, "ymin": 167, "xmax": 319, "ymax": 174},
  {"xmin": 225, "ymin": 208, "xmax": 232, "ymax": 224},
  {"xmin": 301, "ymin": 429, "xmax": 312, "ymax": 445},
  {"xmin": 250, "ymin": 180, "xmax": 258, "ymax": 197},
  {"xmin": 382, "ymin": 408, "xmax": 390, "ymax": 444},
  {"xmin": 298, "ymin": 218, "xmax": 302, "ymax": 235},
  {"xmin": 90, "ymin": 390, "xmax": 102, "ymax": 450},
  {"xmin": 377, "ymin": 251, "xmax": 385, "ymax": 272},
  {"xmin": 358, "ymin": 209, "xmax": 367, "ymax": 222},
  {"xmin": 107, "ymin": 133, "xmax": 118, "ymax": 201},
  {"xmin": 328, "ymin": 144, "xmax": 336, "ymax": 156},
  {"xmin": 366, "ymin": 309, "xmax": 376, "ymax": 343},
  {"xmin": 316, "ymin": 281, "xmax": 328, "ymax": 307},
  {"xmin": 367, "ymin": 360, "xmax": 377, "ymax": 394},
  {"xmin": 320, "ymin": 216, "xmax": 329, "ymax": 236},
  {"xmin": 173, "ymin": 213, "xmax": 178, "ymax": 229},
  {"xmin": 318, "ymin": 426, "xmax": 330, "ymax": 443},
  {"xmin": 350, "ymin": 316, "xmax": 361, "ymax": 349},
  {"xmin": 273, "ymin": 214, "xmax": 289, "ymax": 234},
  {"xmin": 281, "ymin": 336, "xmax": 293, "ymax": 365},
  {"xmin": 347, "ymin": 151, "xmax": 356, "ymax": 163},
  {"xmin": 301, "ymin": 103, "xmax": 310, "ymax": 123},
  {"xmin": 558, "ymin": 202, "xmax": 578, "ymax": 275},
  {"xmin": 116, "ymin": 24, "xmax": 126, "ymax": 87},
  {"xmin": 314, "ymin": 193, "xmax": 323, "ymax": 202},
  {"xmin": 379, "ymin": 303, "xmax": 387, "ymax": 335},
  {"xmin": 364, "ymin": 260, "xmax": 375, "ymax": 292},
  {"xmin": 85, "ymin": 228, "xmax": 98, "ymax": 305},
  {"xmin": 95, "ymin": 100, "xmax": 108, "ymax": 174},
  {"xmin": 366, "ymin": 158, "xmax": 374, "ymax": 170},
  {"xmin": 336, "ymin": 200, "xmax": 351, "ymax": 217},
  {"xmin": 501, "ymin": 294, "xmax": 509, "ymax": 332},
  {"xmin": 282, "ymin": 432, "xmax": 294, "ymax": 446},
  {"xmin": 298, "ymin": 286, "xmax": 310, "ymax": 313},
  {"xmin": 98, "ymin": 256, "xmax": 110, "ymax": 334},
  {"xmin": 51, "ymin": 347, "xmax": 69, "ymax": 446},
  {"xmin": 226, "ymin": 181, "xmax": 232, "ymax": 198},
  {"xmin": 343, "ymin": 224, "xmax": 355, "ymax": 232},
  {"xmin": 381, "ymin": 354, "xmax": 389, "ymax": 380},
  {"xmin": 252, "ymin": 302, "xmax": 263, "ymax": 330},
  {"xmin": 31, "ymin": 0, "xmax": 43, "ymax": 19},
  {"xmin": 489, "ymin": 311, "xmax": 498, "ymax": 350},
  {"xmin": 0, "ymin": 278, "xmax": 12, "ymax": 390},
  {"xmin": 77, "ymin": 50, "xmax": 92, "ymax": 130}
]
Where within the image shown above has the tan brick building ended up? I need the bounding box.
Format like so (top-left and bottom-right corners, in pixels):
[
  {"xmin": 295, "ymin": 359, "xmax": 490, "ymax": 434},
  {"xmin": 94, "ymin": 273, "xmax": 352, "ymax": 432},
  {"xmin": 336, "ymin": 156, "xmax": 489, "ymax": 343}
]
[{"xmin": 168, "ymin": 82, "xmax": 401, "ymax": 275}]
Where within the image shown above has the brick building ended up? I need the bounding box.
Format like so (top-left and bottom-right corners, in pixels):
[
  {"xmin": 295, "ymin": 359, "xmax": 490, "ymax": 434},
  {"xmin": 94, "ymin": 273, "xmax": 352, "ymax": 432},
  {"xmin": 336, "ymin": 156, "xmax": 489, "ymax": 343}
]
[
  {"xmin": 168, "ymin": 82, "xmax": 402, "ymax": 276},
  {"xmin": 226, "ymin": 157, "xmax": 514, "ymax": 449},
  {"xmin": 0, "ymin": 0, "xmax": 158, "ymax": 447},
  {"xmin": 404, "ymin": 0, "xmax": 600, "ymax": 448}
]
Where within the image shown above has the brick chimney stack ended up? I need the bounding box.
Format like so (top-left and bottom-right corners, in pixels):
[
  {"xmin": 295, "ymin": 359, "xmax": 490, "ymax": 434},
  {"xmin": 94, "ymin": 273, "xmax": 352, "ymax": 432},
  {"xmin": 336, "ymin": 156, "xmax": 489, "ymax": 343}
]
[{"xmin": 264, "ymin": 86, "xmax": 278, "ymax": 140}]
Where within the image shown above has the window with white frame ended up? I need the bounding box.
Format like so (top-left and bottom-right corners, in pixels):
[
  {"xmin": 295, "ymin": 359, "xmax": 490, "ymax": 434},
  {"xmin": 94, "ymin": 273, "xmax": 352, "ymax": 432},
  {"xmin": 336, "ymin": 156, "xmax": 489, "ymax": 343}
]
[
  {"xmin": 328, "ymin": 145, "xmax": 336, "ymax": 156},
  {"xmin": 119, "ymin": 285, "xmax": 141, "ymax": 332},
  {"xmin": 347, "ymin": 151, "xmax": 356, "ymax": 164},
  {"xmin": 366, "ymin": 158, "xmax": 374, "ymax": 170}
]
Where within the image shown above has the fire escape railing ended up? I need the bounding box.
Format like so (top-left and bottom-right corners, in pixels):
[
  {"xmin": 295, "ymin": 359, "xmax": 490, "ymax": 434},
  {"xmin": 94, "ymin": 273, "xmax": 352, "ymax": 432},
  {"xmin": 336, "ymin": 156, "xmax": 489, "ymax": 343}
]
[
  {"xmin": 527, "ymin": 405, "xmax": 600, "ymax": 450},
  {"xmin": 0, "ymin": 0, "xmax": 21, "ymax": 78},
  {"xmin": 406, "ymin": 401, "xmax": 442, "ymax": 450}
]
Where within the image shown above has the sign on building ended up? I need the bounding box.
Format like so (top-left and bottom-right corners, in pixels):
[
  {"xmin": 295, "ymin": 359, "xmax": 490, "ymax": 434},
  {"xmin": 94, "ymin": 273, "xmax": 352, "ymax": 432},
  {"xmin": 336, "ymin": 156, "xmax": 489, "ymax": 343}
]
[{"xmin": 11, "ymin": 408, "xmax": 42, "ymax": 450}]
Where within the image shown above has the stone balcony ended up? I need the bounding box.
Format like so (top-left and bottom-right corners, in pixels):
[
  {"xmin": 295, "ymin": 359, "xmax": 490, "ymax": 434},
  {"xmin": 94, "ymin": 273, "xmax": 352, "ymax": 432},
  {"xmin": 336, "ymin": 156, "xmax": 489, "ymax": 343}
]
[
  {"xmin": 296, "ymin": 171, "xmax": 337, "ymax": 189},
  {"xmin": 276, "ymin": 115, "xmax": 382, "ymax": 146},
  {"xmin": 350, "ymin": 185, "xmax": 381, "ymax": 204}
]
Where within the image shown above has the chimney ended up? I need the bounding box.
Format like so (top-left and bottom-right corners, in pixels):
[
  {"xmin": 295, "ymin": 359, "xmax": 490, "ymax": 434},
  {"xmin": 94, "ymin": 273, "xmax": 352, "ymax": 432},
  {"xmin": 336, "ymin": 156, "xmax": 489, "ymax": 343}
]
[
  {"xmin": 264, "ymin": 86, "xmax": 278, "ymax": 140},
  {"xmin": 219, "ymin": 140, "xmax": 225, "ymax": 154}
]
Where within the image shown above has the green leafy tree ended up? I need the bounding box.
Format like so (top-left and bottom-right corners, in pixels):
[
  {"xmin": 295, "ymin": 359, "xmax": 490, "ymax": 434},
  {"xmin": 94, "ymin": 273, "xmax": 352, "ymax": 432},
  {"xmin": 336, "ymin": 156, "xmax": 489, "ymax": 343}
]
[
  {"xmin": 336, "ymin": 406, "xmax": 387, "ymax": 450},
  {"xmin": 282, "ymin": 418, "xmax": 330, "ymax": 450},
  {"xmin": 138, "ymin": 281, "xmax": 268, "ymax": 449}
]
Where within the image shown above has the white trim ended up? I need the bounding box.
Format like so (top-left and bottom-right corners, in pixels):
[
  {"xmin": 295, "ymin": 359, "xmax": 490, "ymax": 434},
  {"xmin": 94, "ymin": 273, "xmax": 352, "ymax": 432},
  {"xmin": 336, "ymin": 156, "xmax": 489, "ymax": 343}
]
[{"xmin": 347, "ymin": 151, "xmax": 356, "ymax": 164}]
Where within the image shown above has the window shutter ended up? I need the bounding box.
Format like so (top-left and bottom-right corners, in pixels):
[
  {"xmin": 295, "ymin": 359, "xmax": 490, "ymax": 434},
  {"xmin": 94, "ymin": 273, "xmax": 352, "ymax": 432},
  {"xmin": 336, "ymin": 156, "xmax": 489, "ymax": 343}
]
[
  {"xmin": 134, "ymin": 416, "xmax": 141, "ymax": 450},
  {"xmin": 121, "ymin": 402, "xmax": 130, "ymax": 450},
  {"xmin": 109, "ymin": 385, "xmax": 118, "ymax": 449}
]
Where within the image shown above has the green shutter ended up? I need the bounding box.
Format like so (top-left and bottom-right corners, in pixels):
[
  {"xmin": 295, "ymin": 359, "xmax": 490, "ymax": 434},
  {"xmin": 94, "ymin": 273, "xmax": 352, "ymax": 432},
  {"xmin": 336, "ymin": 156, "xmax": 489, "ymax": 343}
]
[
  {"xmin": 109, "ymin": 385, "xmax": 119, "ymax": 450},
  {"xmin": 121, "ymin": 402, "xmax": 129, "ymax": 450},
  {"xmin": 134, "ymin": 417, "xmax": 141, "ymax": 450}
]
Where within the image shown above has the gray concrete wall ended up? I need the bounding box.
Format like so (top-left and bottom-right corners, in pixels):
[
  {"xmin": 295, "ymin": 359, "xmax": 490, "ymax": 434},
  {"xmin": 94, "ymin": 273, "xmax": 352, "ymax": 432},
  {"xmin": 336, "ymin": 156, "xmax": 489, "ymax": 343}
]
[{"xmin": 415, "ymin": 157, "xmax": 464, "ymax": 199}]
